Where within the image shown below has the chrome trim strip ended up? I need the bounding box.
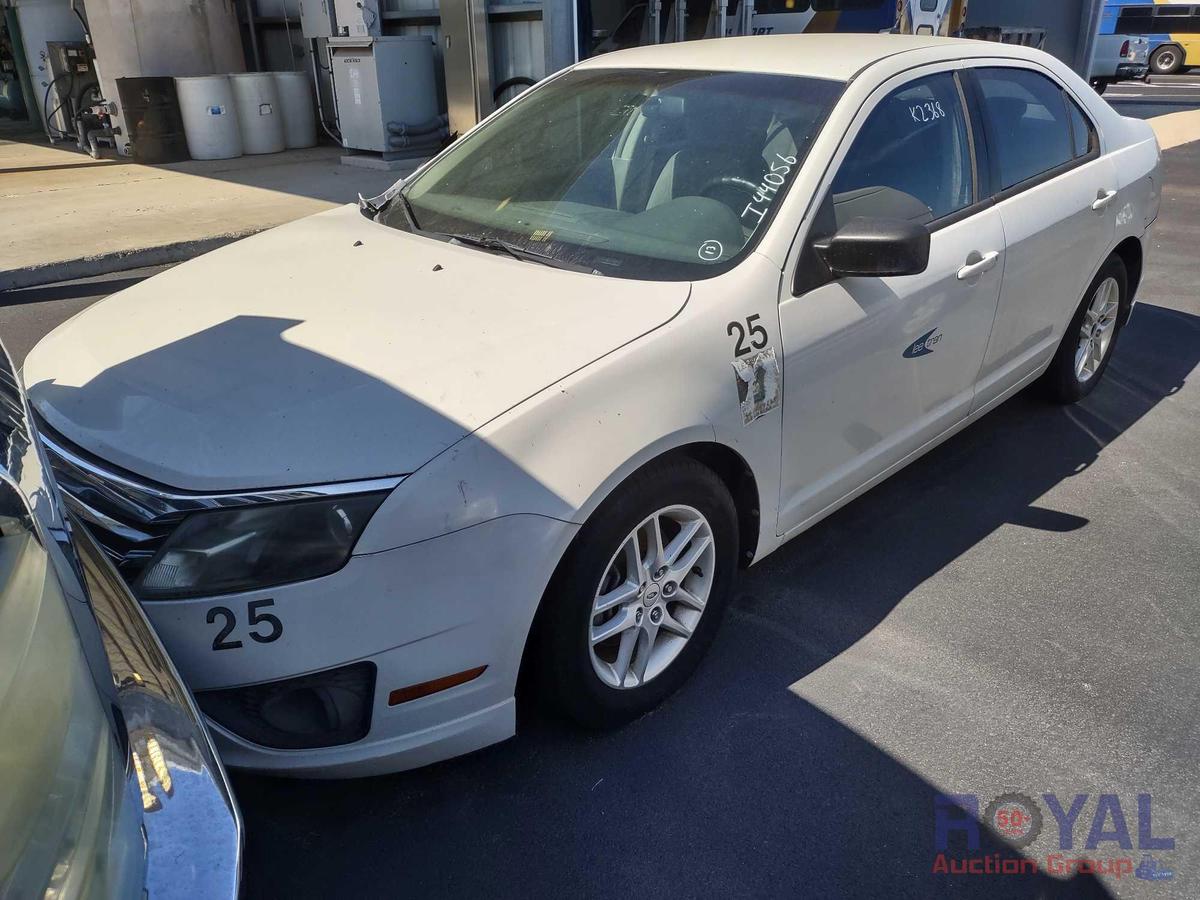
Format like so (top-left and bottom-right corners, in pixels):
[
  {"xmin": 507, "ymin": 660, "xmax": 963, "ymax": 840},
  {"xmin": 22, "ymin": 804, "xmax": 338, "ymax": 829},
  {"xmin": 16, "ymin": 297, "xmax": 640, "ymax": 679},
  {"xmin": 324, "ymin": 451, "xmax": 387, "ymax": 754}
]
[
  {"xmin": 70, "ymin": 516, "xmax": 243, "ymax": 899},
  {"xmin": 38, "ymin": 431, "xmax": 406, "ymax": 526},
  {"xmin": 60, "ymin": 491, "xmax": 158, "ymax": 544}
]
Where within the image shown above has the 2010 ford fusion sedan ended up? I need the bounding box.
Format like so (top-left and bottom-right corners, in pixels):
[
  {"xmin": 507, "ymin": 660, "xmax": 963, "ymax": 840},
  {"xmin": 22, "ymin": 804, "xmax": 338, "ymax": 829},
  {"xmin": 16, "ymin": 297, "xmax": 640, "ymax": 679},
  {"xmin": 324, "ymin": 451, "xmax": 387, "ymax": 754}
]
[{"xmin": 24, "ymin": 34, "xmax": 1160, "ymax": 776}]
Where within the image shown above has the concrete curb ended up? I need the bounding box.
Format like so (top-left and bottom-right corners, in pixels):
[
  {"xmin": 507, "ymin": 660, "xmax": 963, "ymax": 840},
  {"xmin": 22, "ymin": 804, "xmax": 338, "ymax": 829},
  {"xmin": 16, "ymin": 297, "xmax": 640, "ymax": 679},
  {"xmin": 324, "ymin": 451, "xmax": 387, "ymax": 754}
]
[
  {"xmin": 0, "ymin": 229, "xmax": 266, "ymax": 292},
  {"xmin": 1148, "ymin": 108, "xmax": 1200, "ymax": 151}
]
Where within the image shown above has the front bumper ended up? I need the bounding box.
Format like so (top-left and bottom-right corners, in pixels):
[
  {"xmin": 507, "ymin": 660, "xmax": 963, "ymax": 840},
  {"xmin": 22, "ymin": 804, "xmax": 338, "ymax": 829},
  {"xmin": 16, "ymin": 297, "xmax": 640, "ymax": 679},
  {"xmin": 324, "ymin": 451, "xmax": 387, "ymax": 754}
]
[
  {"xmin": 138, "ymin": 513, "xmax": 578, "ymax": 777},
  {"xmin": 36, "ymin": 423, "xmax": 580, "ymax": 776}
]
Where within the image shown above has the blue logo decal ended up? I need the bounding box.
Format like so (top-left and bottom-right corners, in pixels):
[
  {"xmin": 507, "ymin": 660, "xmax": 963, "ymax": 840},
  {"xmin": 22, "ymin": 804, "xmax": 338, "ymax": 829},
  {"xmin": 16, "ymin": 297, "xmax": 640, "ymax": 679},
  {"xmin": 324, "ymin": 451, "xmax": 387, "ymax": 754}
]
[
  {"xmin": 904, "ymin": 328, "xmax": 942, "ymax": 358},
  {"xmin": 1135, "ymin": 855, "xmax": 1175, "ymax": 881}
]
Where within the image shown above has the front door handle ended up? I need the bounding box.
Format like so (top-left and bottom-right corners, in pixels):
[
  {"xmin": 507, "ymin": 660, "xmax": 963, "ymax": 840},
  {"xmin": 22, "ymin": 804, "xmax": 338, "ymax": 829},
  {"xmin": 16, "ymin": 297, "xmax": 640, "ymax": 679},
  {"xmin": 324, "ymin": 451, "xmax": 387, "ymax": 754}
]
[
  {"xmin": 1092, "ymin": 189, "xmax": 1118, "ymax": 211},
  {"xmin": 957, "ymin": 250, "xmax": 1000, "ymax": 281}
]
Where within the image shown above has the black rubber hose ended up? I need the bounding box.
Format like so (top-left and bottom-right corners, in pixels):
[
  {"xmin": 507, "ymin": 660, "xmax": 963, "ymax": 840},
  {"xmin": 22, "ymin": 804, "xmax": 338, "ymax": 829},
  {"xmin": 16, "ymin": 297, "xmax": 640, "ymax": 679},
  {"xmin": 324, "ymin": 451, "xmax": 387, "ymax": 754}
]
[
  {"xmin": 493, "ymin": 76, "xmax": 536, "ymax": 104},
  {"xmin": 42, "ymin": 72, "xmax": 74, "ymax": 140}
]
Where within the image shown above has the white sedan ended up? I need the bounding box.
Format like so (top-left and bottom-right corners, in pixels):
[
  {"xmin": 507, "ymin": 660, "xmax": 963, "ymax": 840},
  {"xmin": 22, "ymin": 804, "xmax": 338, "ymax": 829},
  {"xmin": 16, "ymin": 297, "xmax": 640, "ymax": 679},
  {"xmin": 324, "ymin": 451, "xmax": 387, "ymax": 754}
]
[{"xmin": 24, "ymin": 34, "xmax": 1160, "ymax": 776}]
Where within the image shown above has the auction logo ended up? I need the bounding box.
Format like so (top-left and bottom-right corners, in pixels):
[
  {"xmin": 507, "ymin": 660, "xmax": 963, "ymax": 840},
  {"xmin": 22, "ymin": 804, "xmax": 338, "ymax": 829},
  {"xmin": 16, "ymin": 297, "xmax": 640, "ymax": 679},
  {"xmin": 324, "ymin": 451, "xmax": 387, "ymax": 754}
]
[
  {"xmin": 932, "ymin": 792, "xmax": 1176, "ymax": 883},
  {"xmin": 983, "ymin": 792, "xmax": 1043, "ymax": 849}
]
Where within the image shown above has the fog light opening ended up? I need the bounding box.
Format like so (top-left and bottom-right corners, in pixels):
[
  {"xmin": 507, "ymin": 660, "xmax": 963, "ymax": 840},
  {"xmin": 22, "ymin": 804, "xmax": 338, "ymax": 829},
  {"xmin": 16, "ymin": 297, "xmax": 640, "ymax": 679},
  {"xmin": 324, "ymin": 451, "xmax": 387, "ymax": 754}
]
[{"xmin": 196, "ymin": 662, "xmax": 376, "ymax": 750}]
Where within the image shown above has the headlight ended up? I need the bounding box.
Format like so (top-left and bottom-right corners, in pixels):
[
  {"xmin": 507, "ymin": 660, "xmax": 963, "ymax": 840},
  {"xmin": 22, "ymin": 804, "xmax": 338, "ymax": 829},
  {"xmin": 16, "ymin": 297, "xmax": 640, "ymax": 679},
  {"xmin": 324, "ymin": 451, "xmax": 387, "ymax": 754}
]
[{"xmin": 134, "ymin": 493, "xmax": 387, "ymax": 600}]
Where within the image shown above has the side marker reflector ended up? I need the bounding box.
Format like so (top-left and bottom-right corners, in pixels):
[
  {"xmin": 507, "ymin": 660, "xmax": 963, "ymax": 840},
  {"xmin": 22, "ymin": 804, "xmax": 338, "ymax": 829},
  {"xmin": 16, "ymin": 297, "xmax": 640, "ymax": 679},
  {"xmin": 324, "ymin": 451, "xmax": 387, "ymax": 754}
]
[{"xmin": 388, "ymin": 665, "xmax": 487, "ymax": 706}]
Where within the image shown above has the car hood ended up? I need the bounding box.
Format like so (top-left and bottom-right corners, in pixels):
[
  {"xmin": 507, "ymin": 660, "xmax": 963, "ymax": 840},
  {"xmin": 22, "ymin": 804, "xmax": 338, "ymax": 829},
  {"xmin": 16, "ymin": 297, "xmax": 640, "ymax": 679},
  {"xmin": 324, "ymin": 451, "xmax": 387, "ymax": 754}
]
[{"xmin": 23, "ymin": 205, "xmax": 690, "ymax": 491}]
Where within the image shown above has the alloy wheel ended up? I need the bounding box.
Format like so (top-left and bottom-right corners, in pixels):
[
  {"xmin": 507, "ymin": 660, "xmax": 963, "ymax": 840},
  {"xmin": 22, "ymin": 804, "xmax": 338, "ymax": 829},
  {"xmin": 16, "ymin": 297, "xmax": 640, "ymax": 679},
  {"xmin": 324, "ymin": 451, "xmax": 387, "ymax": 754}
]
[
  {"xmin": 1075, "ymin": 276, "xmax": 1120, "ymax": 383},
  {"xmin": 588, "ymin": 505, "xmax": 715, "ymax": 689}
]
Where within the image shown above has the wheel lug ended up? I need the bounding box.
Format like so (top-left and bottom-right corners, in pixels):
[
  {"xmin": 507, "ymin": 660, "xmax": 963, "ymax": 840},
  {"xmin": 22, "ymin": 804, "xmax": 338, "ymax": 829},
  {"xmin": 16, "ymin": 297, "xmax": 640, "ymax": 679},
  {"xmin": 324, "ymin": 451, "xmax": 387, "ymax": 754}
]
[
  {"xmin": 635, "ymin": 608, "xmax": 643, "ymax": 624},
  {"xmin": 662, "ymin": 582, "xmax": 677, "ymax": 597},
  {"xmin": 649, "ymin": 607, "xmax": 663, "ymax": 624},
  {"xmin": 653, "ymin": 566, "xmax": 667, "ymax": 580}
]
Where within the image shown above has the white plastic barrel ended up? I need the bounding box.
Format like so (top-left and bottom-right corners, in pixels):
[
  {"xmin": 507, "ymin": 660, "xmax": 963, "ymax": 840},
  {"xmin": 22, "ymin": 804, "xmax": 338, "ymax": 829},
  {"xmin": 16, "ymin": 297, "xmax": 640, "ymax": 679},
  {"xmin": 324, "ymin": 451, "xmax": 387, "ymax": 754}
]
[
  {"xmin": 271, "ymin": 71, "xmax": 317, "ymax": 149},
  {"xmin": 174, "ymin": 75, "xmax": 242, "ymax": 160},
  {"xmin": 229, "ymin": 73, "xmax": 285, "ymax": 155}
]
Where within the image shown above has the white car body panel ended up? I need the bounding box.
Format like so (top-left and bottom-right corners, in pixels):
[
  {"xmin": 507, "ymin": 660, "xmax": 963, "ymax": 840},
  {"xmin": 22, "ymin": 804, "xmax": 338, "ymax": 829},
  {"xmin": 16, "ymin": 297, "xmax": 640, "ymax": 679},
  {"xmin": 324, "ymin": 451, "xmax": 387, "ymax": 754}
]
[
  {"xmin": 775, "ymin": 59, "xmax": 1006, "ymax": 535},
  {"xmin": 23, "ymin": 35, "xmax": 1161, "ymax": 776},
  {"xmin": 972, "ymin": 151, "xmax": 1118, "ymax": 409},
  {"xmin": 145, "ymin": 514, "xmax": 577, "ymax": 777},
  {"xmin": 22, "ymin": 208, "xmax": 688, "ymax": 491}
]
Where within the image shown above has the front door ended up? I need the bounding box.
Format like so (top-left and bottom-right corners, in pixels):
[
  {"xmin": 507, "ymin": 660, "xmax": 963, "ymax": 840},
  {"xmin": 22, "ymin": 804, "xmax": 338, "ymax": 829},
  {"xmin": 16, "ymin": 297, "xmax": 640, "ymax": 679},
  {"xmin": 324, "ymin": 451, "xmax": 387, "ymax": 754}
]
[{"xmin": 776, "ymin": 68, "xmax": 1005, "ymax": 536}]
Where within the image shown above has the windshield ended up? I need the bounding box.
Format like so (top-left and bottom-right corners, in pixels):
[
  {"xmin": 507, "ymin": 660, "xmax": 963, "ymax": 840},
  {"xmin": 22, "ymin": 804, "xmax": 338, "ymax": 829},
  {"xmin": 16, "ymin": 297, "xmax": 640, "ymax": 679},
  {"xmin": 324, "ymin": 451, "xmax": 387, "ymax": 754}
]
[{"xmin": 378, "ymin": 68, "xmax": 844, "ymax": 280}]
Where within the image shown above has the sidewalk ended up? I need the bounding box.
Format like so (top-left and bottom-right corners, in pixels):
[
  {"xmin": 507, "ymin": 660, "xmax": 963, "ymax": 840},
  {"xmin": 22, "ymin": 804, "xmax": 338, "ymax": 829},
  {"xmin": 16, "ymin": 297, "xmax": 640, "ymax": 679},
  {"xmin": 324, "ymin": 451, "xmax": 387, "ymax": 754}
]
[{"xmin": 1, "ymin": 131, "xmax": 414, "ymax": 290}]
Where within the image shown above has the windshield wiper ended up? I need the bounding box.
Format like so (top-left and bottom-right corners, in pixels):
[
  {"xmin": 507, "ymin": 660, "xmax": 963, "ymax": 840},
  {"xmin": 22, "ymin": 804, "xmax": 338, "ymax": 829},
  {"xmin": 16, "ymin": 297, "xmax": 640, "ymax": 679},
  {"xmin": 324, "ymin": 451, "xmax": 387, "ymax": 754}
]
[{"xmin": 447, "ymin": 234, "xmax": 598, "ymax": 274}]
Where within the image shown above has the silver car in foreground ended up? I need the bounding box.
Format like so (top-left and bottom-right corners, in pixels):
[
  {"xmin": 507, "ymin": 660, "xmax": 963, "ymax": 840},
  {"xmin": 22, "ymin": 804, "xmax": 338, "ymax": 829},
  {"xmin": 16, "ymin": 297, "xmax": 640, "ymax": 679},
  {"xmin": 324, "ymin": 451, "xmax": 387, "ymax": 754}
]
[{"xmin": 0, "ymin": 342, "xmax": 240, "ymax": 898}]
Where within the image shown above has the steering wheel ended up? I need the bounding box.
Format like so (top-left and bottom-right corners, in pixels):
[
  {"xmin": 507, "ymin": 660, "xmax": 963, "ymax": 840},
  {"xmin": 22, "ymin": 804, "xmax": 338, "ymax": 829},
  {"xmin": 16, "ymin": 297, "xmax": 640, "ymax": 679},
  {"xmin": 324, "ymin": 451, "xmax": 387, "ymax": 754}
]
[{"xmin": 696, "ymin": 174, "xmax": 760, "ymax": 203}]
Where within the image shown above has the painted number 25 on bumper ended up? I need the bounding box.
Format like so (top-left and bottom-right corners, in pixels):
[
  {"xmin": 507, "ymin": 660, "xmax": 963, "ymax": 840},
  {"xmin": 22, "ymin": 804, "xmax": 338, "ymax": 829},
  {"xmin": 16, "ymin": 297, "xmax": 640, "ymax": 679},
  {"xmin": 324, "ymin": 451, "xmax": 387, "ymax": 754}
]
[{"xmin": 207, "ymin": 599, "xmax": 284, "ymax": 651}]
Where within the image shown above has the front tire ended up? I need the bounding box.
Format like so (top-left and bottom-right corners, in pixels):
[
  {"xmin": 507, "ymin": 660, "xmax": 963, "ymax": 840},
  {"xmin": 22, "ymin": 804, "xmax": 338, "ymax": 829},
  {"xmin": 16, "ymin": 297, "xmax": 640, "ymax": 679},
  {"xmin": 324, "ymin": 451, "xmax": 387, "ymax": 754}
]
[
  {"xmin": 1150, "ymin": 45, "xmax": 1183, "ymax": 75},
  {"xmin": 1042, "ymin": 256, "xmax": 1127, "ymax": 404},
  {"xmin": 535, "ymin": 457, "xmax": 739, "ymax": 729}
]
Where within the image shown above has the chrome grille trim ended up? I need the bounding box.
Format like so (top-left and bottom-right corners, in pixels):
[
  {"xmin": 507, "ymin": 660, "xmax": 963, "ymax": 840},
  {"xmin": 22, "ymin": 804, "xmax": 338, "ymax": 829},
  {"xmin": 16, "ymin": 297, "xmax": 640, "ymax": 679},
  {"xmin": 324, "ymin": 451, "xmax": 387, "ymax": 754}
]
[
  {"xmin": 38, "ymin": 429, "xmax": 406, "ymax": 525},
  {"xmin": 34, "ymin": 419, "xmax": 405, "ymax": 581}
]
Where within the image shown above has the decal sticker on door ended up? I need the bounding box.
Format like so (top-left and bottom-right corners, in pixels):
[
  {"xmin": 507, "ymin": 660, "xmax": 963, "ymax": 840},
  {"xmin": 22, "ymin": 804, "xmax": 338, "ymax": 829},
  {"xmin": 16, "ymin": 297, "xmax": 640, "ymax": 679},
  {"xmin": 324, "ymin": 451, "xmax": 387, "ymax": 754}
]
[
  {"xmin": 903, "ymin": 327, "xmax": 943, "ymax": 358},
  {"xmin": 731, "ymin": 347, "xmax": 781, "ymax": 425}
]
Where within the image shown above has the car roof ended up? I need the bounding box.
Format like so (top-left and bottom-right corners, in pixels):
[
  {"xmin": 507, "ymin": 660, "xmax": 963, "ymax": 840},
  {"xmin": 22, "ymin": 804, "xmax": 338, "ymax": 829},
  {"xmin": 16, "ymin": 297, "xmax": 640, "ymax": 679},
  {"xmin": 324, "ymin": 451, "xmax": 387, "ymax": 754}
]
[{"xmin": 573, "ymin": 33, "xmax": 1034, "ymax": 82}]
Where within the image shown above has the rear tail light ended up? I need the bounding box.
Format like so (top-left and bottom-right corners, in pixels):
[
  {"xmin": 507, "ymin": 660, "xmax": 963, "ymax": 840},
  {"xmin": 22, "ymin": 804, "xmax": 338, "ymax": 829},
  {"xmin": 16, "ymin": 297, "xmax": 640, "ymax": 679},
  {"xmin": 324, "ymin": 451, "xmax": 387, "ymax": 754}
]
[{"xmin": 1120, "ymin": 40, "xmax": 1131, "ymax": 58}]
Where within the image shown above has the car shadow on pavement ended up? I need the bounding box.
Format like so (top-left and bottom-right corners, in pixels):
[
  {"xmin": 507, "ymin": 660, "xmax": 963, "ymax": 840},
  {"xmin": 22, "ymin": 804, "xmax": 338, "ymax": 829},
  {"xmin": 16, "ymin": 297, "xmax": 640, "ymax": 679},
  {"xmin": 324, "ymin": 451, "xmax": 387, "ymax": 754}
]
[{"xmin": 230, "ymin": 302, "xmax": 1199, "ymax": 899}]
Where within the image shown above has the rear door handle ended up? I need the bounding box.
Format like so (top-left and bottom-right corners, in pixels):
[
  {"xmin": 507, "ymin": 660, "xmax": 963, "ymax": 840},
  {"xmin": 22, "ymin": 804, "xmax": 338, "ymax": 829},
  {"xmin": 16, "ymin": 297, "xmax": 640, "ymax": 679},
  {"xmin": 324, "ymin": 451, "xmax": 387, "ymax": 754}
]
[
  {"xmin": 1092, "ymin": 189, "xmax": 1118, "ymax": 211},
  {"xmin": 957, "ymin": 250, "xmax": 1000, "ymax": 281}
]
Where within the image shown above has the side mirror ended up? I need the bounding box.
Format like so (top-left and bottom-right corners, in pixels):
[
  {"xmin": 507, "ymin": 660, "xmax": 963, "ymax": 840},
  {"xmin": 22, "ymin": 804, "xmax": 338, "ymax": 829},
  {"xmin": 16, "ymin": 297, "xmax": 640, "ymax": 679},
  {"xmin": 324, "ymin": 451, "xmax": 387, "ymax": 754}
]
[{"xmin": 815, "ymin": 216, "xmax": 930, "ymax": 279}]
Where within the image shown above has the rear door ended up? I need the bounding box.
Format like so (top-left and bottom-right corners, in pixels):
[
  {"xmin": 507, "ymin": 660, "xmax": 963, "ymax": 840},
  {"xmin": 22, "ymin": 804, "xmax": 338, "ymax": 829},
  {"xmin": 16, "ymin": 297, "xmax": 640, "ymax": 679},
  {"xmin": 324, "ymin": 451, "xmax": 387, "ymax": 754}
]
[
  {"xmin": 776, "ymin": 67, "xmax": 1005, "ymax": 536},
  {"xmin": 964, "ymin": 64, "xmax": 1117, "ymax": 411}
]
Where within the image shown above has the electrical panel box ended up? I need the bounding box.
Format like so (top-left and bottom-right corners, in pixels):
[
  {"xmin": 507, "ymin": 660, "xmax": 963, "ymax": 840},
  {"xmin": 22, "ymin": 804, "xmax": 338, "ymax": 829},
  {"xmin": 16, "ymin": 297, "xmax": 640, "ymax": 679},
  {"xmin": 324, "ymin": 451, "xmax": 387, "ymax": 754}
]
[
  {"xmin": 44, "ymin": 42, "xmax": 98, "ymax": 135},
  {"xmin": 333, "ymin": 0, "xmax": 382, "ymax": 36},
  {"xmin": 299, "ymin": 0, "xmax": 337, "ymax": 38},
  {"xmin": 329, "ymin": 36, "xmax": 437, "ymax": 153}
]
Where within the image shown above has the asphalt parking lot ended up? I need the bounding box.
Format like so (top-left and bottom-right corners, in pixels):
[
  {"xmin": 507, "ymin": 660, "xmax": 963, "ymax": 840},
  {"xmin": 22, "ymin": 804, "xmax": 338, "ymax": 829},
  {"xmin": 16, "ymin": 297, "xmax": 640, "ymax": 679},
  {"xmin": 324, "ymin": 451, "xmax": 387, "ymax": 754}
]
[
  {"xmin": 1105, "ymin": 74, "xmax": 1200, "ymax": 120},
  {"xmin": 3, "ymin": 147, "xmax": 1198, "ymax": 899}
]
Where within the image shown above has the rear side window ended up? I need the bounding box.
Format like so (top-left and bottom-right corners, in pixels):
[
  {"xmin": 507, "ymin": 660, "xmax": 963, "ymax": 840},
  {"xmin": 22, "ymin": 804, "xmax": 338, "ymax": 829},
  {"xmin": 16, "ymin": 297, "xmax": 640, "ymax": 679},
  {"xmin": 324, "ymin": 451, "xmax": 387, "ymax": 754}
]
[
  {"xmin": 829, "ymin": 72, "xmax": 973, "ymax": 226},
  {"xmin": 973, "ymin": 68, "xmax": 1075, "ymax": 190},
  {"xmin": 1066, "ymin": 94, "xmax": 1097, "ymax": 159}
]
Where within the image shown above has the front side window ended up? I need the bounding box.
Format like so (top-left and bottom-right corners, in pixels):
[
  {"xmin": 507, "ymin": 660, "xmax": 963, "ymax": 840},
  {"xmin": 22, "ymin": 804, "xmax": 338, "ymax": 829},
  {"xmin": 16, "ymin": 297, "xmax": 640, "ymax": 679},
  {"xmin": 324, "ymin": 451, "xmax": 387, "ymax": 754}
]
[
  {"xmin": 973, "ymin": 67, "xmax": 1075, "ymax": 191},
  {"xmin": 379, "ymin": 69, "xmax": 844, "ymax": 281},
  {"xmin": 829, "ymin": 72, "xmax": 973, "ymax": 227}
]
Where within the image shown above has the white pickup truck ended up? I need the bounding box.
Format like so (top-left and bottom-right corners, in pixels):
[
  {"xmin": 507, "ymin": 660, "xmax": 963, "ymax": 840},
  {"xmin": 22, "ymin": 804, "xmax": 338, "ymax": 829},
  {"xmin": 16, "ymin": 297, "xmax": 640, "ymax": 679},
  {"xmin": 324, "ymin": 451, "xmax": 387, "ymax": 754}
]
[{"xmin": 1091, "ymin": 33, "xmax": 1150, "ymax": 94}]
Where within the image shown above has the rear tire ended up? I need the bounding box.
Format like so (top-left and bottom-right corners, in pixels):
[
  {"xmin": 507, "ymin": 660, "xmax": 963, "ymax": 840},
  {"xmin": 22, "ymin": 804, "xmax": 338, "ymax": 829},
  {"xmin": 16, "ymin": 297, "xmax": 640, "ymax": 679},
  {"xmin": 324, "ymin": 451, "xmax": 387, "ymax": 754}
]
[
  {"xmin": 534, "ymin": 457, "xmax": 739, "ymax": 729},
  {"xmin": 1041, "ymin": 256, "xmax": 1128, "ymax": 404},
  {"xmin": 1090, "ymin": 78, "xmax": 1109, "ymax": 95},
  {"xmin": 1150, "ymin": 45, "xmax": 1183, "ymax": 76}
]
